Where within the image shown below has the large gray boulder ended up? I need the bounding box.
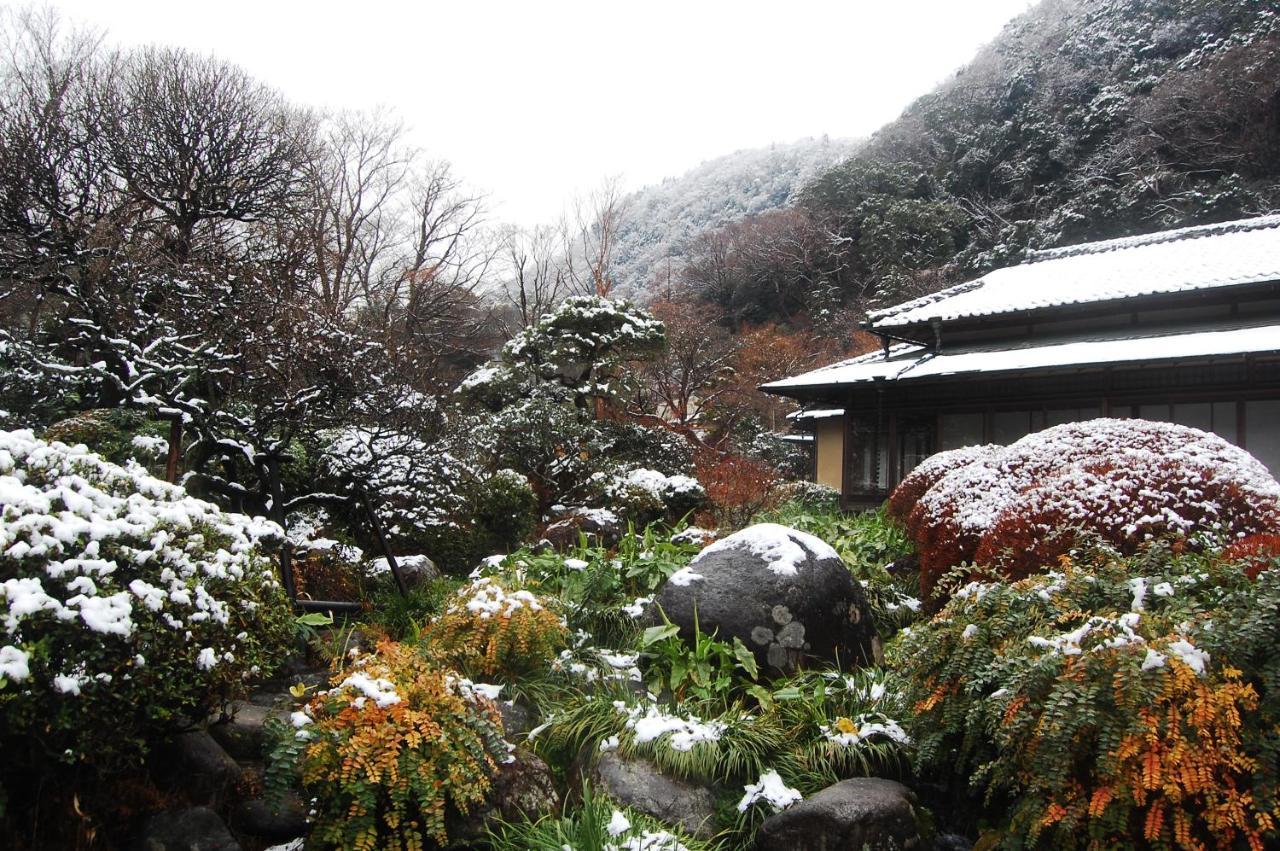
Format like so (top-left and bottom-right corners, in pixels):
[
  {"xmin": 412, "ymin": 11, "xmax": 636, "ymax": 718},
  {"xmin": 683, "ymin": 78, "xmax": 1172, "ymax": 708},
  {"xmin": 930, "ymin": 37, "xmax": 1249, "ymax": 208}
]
[
  {"xmin": 589, "ymin": 751, "xmax": 718, "ymax": 839},
  {"xmin": 655, "ymin": 523, "xmax": 879, "ymax": 675},
  {"xmin": 756, "ymin": 778, "xmax": 922, "ymax": 851}
]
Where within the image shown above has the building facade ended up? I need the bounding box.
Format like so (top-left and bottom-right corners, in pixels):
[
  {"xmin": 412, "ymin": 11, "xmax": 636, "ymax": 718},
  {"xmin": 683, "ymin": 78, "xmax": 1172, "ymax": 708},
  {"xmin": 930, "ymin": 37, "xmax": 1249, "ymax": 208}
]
[{"xmin": 763, "ymin": 215, "xmax": 1280, "ymax": 507}]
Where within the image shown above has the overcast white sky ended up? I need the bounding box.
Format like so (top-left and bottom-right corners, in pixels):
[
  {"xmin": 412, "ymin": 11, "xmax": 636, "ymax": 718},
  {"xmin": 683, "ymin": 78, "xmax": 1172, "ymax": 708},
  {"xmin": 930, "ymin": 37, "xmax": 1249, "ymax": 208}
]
[{"xmin": 40, "ymin": 0, "xmax": 1035, "ymax": 227}]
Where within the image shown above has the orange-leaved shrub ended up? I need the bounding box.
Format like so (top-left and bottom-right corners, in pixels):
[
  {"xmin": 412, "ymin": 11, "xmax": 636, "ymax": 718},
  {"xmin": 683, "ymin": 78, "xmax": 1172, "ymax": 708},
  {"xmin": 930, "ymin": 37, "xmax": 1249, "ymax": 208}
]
[
  {"xmin": 890, "ymin": 419, "xmax": 1280, "ymax": 602},
  {"xmin": 422, "ymin": 577, "xmax": 568, "ymax": 680},
  {"xmin": 298, "ymin": 640, "xmax": 509, "ymax": 850},
  {"xmin": 893, "ymin": 547, "xmax": 1280, "ymax": 850}
]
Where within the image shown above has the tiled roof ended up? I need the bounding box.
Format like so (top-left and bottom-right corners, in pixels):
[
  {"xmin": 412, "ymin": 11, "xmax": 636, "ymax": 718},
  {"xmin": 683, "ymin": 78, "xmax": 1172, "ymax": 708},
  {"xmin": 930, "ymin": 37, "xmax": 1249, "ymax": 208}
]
[
  {"xmin": 761, "ymin": 320, "xmax": 1280, "ymax": 394},
  {"xmin": 867, "ymin": 214, "xmax": 1280, "ymax": 330}
]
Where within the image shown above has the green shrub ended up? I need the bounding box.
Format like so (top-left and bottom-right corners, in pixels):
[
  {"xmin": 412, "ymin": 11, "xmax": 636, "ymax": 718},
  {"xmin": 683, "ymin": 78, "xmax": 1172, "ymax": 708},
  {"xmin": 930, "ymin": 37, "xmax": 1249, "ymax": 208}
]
[
  {"xmin": 0, "ymin": 429, "xmax": 293, "ymax": 775},
  {"xmin": 467, "ymin": 468, "xmax": 538, "ymax": 557},
  {"xmin": 892, "ymin": 543, "xmax": 1280, "ymax": 849},
  {"xmin": 40, "ymin": 408, "xmax": 171, "ymax": 470}
]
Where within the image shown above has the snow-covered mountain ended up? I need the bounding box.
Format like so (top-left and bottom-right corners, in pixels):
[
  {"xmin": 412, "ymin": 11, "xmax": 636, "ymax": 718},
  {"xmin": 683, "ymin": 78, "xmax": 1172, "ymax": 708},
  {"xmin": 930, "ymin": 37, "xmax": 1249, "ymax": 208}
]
[{"xmin": 610, "ymin": 136, "xmax": 860, "ymax": 299}]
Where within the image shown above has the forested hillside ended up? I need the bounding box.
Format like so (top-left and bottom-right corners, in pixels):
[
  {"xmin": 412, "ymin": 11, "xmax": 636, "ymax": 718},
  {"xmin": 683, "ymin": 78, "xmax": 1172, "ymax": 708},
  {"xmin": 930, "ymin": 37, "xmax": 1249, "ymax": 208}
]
[
  {"xmin": 675, "ymin": 0, "xmax": 1280, "ymax": 324},
  {"xmin": 608, "ymin": 137, "xmax": 860, "ymax": 298}
]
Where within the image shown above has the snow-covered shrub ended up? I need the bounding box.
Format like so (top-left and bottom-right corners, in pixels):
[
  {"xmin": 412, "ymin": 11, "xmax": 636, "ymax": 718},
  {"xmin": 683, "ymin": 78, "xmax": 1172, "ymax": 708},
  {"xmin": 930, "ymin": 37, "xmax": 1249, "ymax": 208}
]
[
  {"xmin": 603, "ymin": 467, "xmax": 707, "ymax": 526},
  {"xmin": 893, "ymin": 546, "xmax": 1279, "ymax": 850},
  {"xmin": 896, "ymin": 420, "xmax": 1280, "ymax": 601},
  {"xmin": 0, "ymin": 430, "xmax": 293, "ymax": 770},
  {"xmin": 423, "ymin": 578, "xmax": 568, "ymax": 680},
  {"xmin": 886, "ymin": 443, "xmax": 999, "ymax": 525},
  {"xmin": 974, "ymin": 451, "xmax": 1280, "ymax": 579},
  {"xmin": 318, "ymin": 427, "xmax": 536, "ymax": 573},
  {"xmin": 298, "ymin": 641, "xmax": 509, "ymax": 850},
  {"xmin": 773, "ymin": 480, "xmax": 841, "ymax": 512}
]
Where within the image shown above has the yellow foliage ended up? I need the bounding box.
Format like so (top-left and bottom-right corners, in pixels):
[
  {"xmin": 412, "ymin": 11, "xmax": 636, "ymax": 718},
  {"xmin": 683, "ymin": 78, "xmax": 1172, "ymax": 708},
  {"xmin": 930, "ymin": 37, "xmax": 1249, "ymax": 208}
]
[{"xmin": 423, "ymin": 578, "xmax": 568, "ymax": 679}]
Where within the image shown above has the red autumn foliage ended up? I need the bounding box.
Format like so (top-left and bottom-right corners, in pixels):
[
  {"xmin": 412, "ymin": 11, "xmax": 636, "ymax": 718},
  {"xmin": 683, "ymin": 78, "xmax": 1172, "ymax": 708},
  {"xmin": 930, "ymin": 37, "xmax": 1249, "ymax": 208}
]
[
  {"xmin": 973, "ymin": 453, "xmax": 1280, "ymax": 580},
  {"xmin": 888, "ymin": 419, "xmax": 1280, "ymax": 603},
  {"xmin": 887, "ymin": 444, "xmax": 1000, "ymax": 526},
  {"xmin": 1220, "ymin": 533, "xmax": 1280, "ymax": 580},
  {"xmin": 694, "ymin": 450, "xmax": 780, "ymax": 527}
]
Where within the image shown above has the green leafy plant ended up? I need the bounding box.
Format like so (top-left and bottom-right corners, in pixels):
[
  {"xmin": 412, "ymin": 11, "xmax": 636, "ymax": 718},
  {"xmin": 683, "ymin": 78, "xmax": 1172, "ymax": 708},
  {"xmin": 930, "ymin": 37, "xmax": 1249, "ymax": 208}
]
[{"xmin": 640, "ymin": 609, "xmax": 758, "ymax": 704}]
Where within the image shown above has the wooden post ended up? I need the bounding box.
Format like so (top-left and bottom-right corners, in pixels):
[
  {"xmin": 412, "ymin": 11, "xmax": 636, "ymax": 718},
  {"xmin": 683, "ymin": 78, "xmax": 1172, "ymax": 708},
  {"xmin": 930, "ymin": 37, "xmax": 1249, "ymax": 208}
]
[
  {"xmin": 165, "ymin": 419, "xmax": 183, "ymax": 484},
  {"xmin": 361, "ymin": 489, "xmax": 409, "ymax": 597}
]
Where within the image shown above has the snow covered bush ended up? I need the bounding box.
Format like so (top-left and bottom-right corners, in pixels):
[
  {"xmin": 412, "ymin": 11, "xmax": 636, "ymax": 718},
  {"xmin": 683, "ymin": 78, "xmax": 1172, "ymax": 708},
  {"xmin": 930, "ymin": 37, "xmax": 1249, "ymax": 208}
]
[
  {"xmin": 603, "ymin": 467, "xmax": 707, "ymax": 526},
  {"xmin": 298, "ymin": 641, "xmax": 509, "ymax": 850},
  {"xmin": 0, "ymin": 430, "xmax": 292, "ymax": 770},
  {"xmin": 885, "ymin": 443, "xmax": 999, "ymax": 525},
  {"xmin": 893, "ymin": 545, "xmax": 1280, "ymax": 850},
  {"xmin": 893, "ymin": 420, "xmax": 1280, "ymax": 601},
  {"xmin": 318, "ymin": 427, "xmax": 537, "ymax": 573},
  {"xmin": 423, "ymin": 578, "xmax": 568, "ymax": 680}
]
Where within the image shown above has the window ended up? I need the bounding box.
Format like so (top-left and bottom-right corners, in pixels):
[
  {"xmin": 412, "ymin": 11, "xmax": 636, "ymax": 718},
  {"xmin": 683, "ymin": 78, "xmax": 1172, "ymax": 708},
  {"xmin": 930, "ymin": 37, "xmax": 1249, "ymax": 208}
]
[
  {"xmin": 898, "ymin": 417, "xmax": 934, "ymax": 481},
  {"xmin": 992, "ymin": 410, "xmax": 1036, "ymax": 445},
  {"xmin": 1046, "ymin": 406, "xmax": 1102, "ymax": 427},
  {"xmin": 939, "ymin": 412, "xmax": 983, "ymax": 450},
  {"xmin": 847, "ymin": 416, "xmax": 888, "ymax": 492},
  {"xmin": 1245, "ymin": 400, "xmax": 1280, "ymax": 476}
]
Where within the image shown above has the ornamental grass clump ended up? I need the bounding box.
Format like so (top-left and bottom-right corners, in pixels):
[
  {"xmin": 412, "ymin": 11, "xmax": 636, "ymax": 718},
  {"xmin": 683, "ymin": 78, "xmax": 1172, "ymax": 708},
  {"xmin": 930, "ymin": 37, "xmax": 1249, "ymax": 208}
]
[
  {"xmin": 0, "ymin": 429, "xmax": 292, "ymax": 772},
  {"xmin": 893, "ymin": 545, "xmax": 1280, "ymax": 850},
  {"xmin": 298, "ymin": 640, "xmax": 510, "ymax": 851},
  {"xmin": 888, "ymin": 419, "xmax": 1280, "ymax": 602}
]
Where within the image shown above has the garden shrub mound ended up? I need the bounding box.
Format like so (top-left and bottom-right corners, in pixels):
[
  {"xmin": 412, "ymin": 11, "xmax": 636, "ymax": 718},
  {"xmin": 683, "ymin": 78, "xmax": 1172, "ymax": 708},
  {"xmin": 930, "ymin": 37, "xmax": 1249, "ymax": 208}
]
[
  {"xmin": 0, "ymin": 429, "xmax": 293, "ymax": 770},
  {"xmin": 889, "ymin": 419, "xmax": 1280, "ymax": 601},
  {"xmin": 655, "ymin": 523, "xmax": 879, "ymax": 674},
  {"xmin": 894, "ymin": 547, "xmax": 1280, "ymax": 850}
]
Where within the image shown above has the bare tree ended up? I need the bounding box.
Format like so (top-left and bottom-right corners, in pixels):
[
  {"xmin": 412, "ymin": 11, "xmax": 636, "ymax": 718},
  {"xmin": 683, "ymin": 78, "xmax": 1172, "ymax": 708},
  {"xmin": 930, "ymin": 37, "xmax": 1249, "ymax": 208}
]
[
  {"xmin": 96, "ymin": 45, "xmax": 317, "ymax": 261},
  {"xmin": 562, "ymin": 175, "xmax": 628, "ymax": 297},
  {"xmin": 496, "ymin": 224, "xmax": 567, "ymax": 330},
  {"xmin": 306, "ymin": 108, "xmax": 413, "ymax": 316}
]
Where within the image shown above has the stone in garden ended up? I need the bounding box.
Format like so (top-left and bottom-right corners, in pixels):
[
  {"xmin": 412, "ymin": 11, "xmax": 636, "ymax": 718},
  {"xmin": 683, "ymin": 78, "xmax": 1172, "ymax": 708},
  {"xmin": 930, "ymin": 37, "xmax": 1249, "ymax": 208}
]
[
  {"xmin": 756, "ymin": 778, "xmax": 922, "ymax": 851},
  {"xmin": 544, "ymin": 507, "xmax": 622, "ymax": 549},
  {"xmin": 159, "ymin": 730, "xmax": 244, "ymax": 807},
  {"xmin": 229, "ymin": 792, "xmax": 310, "ymax": 842},
  {"xmin": 589, "ymin": 751, "xmax": 719, "ymax": 839},
  {"xmin": 134, "ymin": 807, "xmax": 241, "ymax": 851},
  {"xmin": 369, "ymin": 553, "xmax": 439, "ymax": 589},
  {"xmin": 449, "ymin": 747, "xmax": 559, "ymax": 841},
  {"xmin": 655, "ymin": 523, "xmax": 879, "ymax": 674},
  {"xmin": 499, "ymin": 699, "xmax": 537, "ymax": 739}
]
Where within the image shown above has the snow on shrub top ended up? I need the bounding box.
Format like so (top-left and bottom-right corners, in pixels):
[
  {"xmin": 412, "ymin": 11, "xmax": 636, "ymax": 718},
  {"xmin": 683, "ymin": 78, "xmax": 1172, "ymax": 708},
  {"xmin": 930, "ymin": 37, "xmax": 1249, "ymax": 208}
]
[
  {"xmin": 691, "ymin": 522, "xmax": 841, "ymax": 577},
  {"xmin": 0, "ymin": 429, "xmax": 292, "ymax": 761},
  {"xmin": 897, "ymin": 419, "xmax": 1280, "ymax": 595},
  {"xmin": 609, "ymin": 468, "xmax": 705, "ymax": 501},
  {"xmin": 919, "ymin": 419, "xmax": 1279, "ymax": 537}
]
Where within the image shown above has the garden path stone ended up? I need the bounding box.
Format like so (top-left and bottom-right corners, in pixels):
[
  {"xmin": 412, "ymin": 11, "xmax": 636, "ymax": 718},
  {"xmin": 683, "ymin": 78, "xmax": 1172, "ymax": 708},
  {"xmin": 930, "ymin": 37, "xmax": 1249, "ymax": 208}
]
[
  {"xmin": 756, "ymin": 777, "xmax": 922, "ymax": 850},
  {"xmin": 159, "ymin": 730, "xmax": 244, "ymax": 807},
  {"xmin": 229, "ymin": 792, "xmax": 309, "ymax": 842},
  {"xmin": 589, "ymin": 751, "xmax": 718, "ymax": 839},
  {"xmin": 655, "ymin": 523, "xmax": 879, "ymax": 675},
  {"xmin": 134, "ymin": 806, "xmax": 241, "ymax": 851}
]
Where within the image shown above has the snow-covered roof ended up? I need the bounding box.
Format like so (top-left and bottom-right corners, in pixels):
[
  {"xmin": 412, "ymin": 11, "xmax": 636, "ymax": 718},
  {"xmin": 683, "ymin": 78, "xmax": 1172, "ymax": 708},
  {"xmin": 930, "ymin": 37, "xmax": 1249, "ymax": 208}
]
[
  {"xmin": 868, "ymin": 214, "xmax": 1280, "ymax": 330},
  {"xmin": 762, "ymin": 320, "xmax": 1280, "ymax": 393},
  {"xmin": 787, "ymin": 407, "xmax": 846, "ymax": 421}
]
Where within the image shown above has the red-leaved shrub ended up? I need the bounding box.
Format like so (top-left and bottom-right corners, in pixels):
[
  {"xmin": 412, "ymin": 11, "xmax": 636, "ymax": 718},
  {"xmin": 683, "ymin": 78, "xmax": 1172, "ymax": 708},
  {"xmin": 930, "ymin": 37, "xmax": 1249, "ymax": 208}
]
[
  {"xmin": 694, "ymin": 450, "xmax": 780, "ymax": 527},
  {"xmin": 973, "ymin": 452, "xmax": 1280, "ymax": 578},
  {"xmin": 1220, "ymin": 533, "xmax": 1280, "ymax": 579},
  {"xmin": 887, "ymin": 444, "xmax": 999, "ymax": 526},
  {"xmin": 891, "ymin": 419, "xmax": 1280, "ymax": 601}
]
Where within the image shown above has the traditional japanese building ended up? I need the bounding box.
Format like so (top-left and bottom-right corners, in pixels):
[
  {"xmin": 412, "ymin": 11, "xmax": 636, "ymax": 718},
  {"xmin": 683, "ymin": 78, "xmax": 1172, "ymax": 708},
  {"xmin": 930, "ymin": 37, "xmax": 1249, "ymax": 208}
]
[{"xmin": 762, "ymin": 214, "xmax": 1280, "ymax": 507}]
